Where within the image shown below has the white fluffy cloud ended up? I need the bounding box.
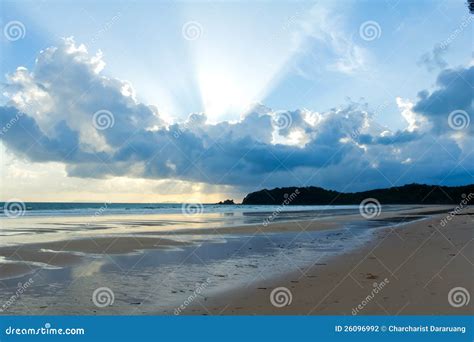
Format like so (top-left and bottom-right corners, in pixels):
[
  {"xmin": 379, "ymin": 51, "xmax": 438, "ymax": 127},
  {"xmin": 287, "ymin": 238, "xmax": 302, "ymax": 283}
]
[{"xmin": 1, "ymin": 38, "xmax": 472, "ymax": 192}]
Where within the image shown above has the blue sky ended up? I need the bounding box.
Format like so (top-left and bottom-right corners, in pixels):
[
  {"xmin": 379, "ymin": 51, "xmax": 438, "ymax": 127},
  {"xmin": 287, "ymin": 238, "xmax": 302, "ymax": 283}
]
[{"xmin": 0, "ymin": 0, "xmax": 472, "ymax": 202}]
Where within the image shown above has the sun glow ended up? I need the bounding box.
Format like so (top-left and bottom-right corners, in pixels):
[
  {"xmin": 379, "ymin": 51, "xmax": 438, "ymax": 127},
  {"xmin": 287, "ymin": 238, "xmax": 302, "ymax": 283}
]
[
  {"xmin": 197, "ymin": 68, "xmax": 253, "ymax": 121},
  {"xmin": 183, "ymin": 3, "xmax": 311, "ymax": 122}
]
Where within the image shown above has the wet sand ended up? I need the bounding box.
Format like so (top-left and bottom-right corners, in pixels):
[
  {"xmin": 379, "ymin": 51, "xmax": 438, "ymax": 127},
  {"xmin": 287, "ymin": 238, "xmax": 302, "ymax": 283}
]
[
  {"xmin": 189, "ymin": 206, "xmax": 473, "ymax": 315},
  {"xmin": 0, "ymin": 237, "xmax": 191, "ymax": 279},
  {"xmin": 1, "ymin": 205, "xmax": 471, "ymax": 316},
  {"xmin": 0, "ymin": 205, "xmax": 446, "ymax": 280}
]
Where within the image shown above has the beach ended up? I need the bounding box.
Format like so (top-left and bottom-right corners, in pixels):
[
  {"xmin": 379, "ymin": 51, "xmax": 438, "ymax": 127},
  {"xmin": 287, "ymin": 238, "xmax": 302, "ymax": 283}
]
[
  {"xmin": 0, "ymin": 204, "xmax": 472, "ymax": 315},
  {"xmin": 192, "ymin": 206, "xmax": 474, "ymax": 315}
]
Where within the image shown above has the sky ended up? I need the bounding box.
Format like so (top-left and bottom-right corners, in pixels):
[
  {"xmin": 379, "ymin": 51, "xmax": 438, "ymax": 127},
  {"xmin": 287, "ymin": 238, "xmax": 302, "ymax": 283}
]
[{"xmin": 0, "ymin": 0, "xmax": 472, "ymax": 203}]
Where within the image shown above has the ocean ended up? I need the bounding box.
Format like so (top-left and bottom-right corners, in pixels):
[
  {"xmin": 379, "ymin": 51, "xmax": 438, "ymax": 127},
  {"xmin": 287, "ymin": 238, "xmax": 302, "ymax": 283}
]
[
  {"xmin": 0, "ymin": 202, "xmax": 362, "ymax": 217},
  {"xmin": 0, "ymin": 202, "xmax": 367, "ymax": 247}
]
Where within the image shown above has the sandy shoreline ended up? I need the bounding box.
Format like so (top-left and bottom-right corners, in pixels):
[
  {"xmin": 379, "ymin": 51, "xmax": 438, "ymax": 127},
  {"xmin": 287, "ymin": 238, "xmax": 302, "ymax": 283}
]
[
  {"xmin": 187, "ymin": 206, "xmax": 473, "ymax": 315},
  {"xmin": 0, "ymin": 205, "xmax": 471, "ymax": 315},
  {"xmin": 0, "ymin": 205, "xmax": 448, "ymax": 280}
]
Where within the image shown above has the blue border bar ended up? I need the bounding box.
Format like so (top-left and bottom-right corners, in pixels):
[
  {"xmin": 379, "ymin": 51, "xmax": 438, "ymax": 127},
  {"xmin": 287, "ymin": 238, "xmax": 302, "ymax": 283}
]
[{"xmin": 0, "ymin": 316, "xmax": 472, "ymax": 341}]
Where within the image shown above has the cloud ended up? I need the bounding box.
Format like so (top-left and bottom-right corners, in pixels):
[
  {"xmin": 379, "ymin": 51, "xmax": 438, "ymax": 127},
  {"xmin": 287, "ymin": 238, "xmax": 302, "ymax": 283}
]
[
  {"xmin": 413, "ymin": 65, "xmax": 473, "ymax": 135},
  {"xmin": 418, "ymin": 45, "xmax": 448, "ymax": 72},
  {"xmin": 290, "ymin": 4, "xmax": 369, "ymax": 78},
  {"xmin": 1, "ymin": 38, "xmax": 472, "ymax": 191}
]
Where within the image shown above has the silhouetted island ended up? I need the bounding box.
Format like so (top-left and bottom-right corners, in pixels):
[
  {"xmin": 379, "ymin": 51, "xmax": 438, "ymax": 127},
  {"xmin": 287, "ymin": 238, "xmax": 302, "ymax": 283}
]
[
  {"xmin": 242, "ymin": 183, "xmax": 474, "ymax": 205},
  {"xmin": 216, "ymin": 199, "xmax": 235, "ymax": 205}
]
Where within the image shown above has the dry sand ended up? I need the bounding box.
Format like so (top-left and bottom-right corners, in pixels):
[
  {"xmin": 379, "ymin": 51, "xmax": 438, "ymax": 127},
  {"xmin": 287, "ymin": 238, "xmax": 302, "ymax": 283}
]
[{"xmin": 187, "ymin": 206, "xmax": 474, "ymax": 315}]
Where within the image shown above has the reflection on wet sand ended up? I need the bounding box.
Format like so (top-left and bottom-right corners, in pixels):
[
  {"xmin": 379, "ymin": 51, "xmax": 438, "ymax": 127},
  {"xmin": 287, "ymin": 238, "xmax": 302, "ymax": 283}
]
[{"xmin": 0, "ymin": 205, "xmax": 453, "ymax": 315}]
